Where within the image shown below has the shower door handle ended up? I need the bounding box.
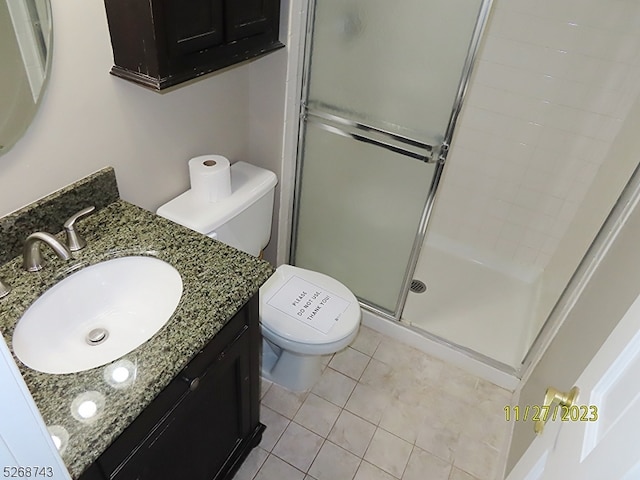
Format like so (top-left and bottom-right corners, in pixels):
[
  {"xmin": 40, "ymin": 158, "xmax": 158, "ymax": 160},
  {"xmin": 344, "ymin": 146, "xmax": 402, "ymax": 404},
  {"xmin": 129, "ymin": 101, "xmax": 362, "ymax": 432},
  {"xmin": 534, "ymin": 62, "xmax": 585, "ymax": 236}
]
[
  {"xmin": 314, "ymin": 122, "xmax": 431, "ymax": 162},
  {"xmin": 305, "ymin": 110, "xmax": 439, "ymax": 163}
]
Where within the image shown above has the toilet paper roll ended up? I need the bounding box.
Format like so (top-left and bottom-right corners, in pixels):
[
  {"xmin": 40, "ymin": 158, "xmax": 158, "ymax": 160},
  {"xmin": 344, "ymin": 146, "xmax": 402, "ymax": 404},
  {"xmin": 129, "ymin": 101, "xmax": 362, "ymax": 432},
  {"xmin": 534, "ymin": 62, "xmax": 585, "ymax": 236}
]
[{"xmin": 188, "ymin": 155, "xmax": 232, "ymax": 202}]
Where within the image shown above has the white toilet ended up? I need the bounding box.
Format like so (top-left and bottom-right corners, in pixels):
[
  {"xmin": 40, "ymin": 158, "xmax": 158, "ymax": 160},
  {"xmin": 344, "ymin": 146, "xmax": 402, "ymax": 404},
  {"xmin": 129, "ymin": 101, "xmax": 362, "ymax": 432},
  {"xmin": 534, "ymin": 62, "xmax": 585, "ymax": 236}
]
[{"xmin": 157, "ymin": 161, "xmax": 361, "ymax": 391}]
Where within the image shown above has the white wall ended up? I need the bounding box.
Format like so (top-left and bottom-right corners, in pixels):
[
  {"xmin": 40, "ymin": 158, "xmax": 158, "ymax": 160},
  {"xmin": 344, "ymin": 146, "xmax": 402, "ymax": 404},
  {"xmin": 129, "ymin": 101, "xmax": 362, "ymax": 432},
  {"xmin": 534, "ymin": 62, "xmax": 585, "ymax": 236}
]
[
  {"xmin": 427, "ymin": 0, "xmax": 640, "ymax": 279},
  {"xmin": 0, "ymin": 336, "xmax": 70, "ymax": 478},
  {"xmin": 247, "ymin": 0, "xmax": 291, "ymax": 263},
  {"xmin": 0, "ymin": 0, "xmax": 249, "ymax": 218}
]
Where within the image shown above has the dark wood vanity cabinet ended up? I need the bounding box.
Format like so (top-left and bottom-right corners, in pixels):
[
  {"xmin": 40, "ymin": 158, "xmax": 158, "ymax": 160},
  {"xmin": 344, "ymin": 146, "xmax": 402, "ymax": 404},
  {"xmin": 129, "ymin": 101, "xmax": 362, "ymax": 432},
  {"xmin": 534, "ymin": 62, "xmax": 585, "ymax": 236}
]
[
  {"xmin": 103, "ymin": 0, "xmax": 284, "ymax": 90},
  {"xmin": 79, "ymin": 294, "xmax": 264, "ymax": 480}
]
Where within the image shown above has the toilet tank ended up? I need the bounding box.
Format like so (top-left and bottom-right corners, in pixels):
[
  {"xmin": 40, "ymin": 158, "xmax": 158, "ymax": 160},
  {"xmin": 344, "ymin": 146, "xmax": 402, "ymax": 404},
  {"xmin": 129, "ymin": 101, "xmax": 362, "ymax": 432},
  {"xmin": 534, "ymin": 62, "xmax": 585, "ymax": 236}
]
[{"xmin": 156, "ymin": 162, "xmax": 278, "ymax": 256}]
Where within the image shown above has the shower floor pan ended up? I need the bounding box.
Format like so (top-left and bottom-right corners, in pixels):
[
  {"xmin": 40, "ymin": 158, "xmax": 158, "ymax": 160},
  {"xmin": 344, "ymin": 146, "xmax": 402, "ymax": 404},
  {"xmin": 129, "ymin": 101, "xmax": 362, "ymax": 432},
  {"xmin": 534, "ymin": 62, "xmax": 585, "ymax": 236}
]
[{"xmin": 402, "ymin": 244, "xmax": 537, "ymax": 368}]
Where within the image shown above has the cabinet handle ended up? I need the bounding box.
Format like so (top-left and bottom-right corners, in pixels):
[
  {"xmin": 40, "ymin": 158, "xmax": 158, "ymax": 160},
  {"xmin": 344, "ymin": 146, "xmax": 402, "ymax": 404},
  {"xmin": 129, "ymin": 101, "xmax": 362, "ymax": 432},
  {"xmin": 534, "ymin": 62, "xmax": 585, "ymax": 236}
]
[
  {"xmin": 188, "ymin": 377, "xmax": 200, "ymax": 391},
  {"xmin": 181, "ymin": 376, "xmax": 201, "ymax": 391}
]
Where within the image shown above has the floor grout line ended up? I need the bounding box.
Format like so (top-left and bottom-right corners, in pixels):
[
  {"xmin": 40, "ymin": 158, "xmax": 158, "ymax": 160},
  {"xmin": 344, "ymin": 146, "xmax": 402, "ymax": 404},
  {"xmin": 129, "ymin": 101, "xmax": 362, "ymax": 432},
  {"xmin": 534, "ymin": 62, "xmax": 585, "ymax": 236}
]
[{"xmin": 253, "ymin": 328, "xmax": 506, "ymax": 480}]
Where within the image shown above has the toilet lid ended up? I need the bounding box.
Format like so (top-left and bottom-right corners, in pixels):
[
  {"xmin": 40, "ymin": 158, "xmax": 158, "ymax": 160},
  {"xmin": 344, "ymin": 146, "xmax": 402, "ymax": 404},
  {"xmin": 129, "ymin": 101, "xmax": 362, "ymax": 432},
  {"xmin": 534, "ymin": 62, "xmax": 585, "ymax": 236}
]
[{"xmin": 260, "ymin": 265, "xmax": 361, "ymax": 345}]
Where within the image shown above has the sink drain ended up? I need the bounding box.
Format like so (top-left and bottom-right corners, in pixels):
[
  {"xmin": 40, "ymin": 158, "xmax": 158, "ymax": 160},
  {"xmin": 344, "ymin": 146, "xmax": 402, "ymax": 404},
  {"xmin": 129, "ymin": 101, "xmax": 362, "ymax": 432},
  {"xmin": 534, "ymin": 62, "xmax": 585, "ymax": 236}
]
[{"xmin": 86, "ymin": 328, "xmax": 109, "ymax": 346}]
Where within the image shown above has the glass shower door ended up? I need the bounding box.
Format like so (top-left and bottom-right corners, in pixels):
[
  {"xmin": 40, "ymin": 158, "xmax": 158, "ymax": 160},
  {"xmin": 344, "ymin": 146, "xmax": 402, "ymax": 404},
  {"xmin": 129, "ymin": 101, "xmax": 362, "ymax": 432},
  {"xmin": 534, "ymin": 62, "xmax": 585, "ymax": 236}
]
[
  {"xmin": 306, "ymin": 0, "xmax": 482, "ymax": 143},
  {"xmin": 293, "ymin": 0, "xmax": 486, "ymax": 316},
  {"xmin": 295, "ymin": 120, "xmax": 438, "ymax": 313}
]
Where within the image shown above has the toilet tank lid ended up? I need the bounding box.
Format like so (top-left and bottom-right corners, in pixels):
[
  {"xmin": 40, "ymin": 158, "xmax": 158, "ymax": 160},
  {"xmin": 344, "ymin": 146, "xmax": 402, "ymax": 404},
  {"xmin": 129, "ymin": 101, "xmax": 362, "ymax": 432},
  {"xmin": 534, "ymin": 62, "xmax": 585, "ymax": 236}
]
[{"xmin": 156, "ymin": 161, "xmax": 278, "ymax": 234}]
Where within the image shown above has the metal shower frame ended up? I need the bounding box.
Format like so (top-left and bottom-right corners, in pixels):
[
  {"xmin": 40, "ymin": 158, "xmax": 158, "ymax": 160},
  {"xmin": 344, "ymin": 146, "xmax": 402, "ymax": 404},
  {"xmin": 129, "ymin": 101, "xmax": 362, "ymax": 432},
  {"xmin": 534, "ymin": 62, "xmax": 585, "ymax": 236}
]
[{"xmin": 290, "ymin": 0, "xmax": 496, "ymax": 322}]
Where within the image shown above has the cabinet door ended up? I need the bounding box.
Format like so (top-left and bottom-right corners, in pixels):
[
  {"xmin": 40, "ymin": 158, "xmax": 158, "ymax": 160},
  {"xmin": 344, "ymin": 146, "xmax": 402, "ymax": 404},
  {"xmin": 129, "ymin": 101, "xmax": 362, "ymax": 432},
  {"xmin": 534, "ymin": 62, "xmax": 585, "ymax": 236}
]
[
  {"xmin": 109, "ymin": 326, "xmax": 252, "ymax": 480},
  {"xmin": 76, "ymin": 463, "xmax": 105, "ymax": 480},
  {"xmin": 104, "ymin": 0, "xmax": 283, "ymax": 90},
  {"xmin": 225, "ymin": 0, "xmax": 273, "ymax": 42},
  {"xmin": 165, "ymin": 0, "xmax": 225, "ymax": 56}
]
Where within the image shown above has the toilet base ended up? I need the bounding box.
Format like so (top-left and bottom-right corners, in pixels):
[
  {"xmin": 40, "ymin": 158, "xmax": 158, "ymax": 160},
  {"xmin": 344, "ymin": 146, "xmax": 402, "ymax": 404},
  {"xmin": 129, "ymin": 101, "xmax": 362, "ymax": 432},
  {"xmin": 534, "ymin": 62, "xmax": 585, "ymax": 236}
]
[{"xmin": 261, "ymin": 338, "xmax": 323, "ymax": 392}]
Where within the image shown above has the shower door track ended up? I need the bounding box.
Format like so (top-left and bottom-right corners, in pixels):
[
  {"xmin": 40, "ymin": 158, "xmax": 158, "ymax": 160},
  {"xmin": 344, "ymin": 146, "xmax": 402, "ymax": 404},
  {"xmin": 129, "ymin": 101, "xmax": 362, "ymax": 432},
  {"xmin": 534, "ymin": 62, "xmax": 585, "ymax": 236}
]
[{"xmin": 291, "ymin": 0, "xmax": 495, "ymax": 321}]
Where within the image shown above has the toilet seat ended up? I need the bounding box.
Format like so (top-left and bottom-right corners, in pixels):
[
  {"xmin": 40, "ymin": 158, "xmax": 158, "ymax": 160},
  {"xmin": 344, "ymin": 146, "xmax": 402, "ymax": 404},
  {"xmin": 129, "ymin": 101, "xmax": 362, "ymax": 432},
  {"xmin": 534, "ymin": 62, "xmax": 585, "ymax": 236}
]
[{"xmin": 260, "ymin": 265, "xmax": 361, "ymax": 348}]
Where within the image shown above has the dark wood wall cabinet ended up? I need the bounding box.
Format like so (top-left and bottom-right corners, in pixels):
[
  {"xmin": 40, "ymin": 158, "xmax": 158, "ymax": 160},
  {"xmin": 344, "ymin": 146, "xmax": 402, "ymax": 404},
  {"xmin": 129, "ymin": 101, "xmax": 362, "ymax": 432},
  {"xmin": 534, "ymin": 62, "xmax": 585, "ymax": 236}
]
[
  {"xmin": 103, "ymin": 0, "xmax": 284, "ymax": 90},
  {"xmin": 79, "ymin": 294, "xmax": 264, "ymax": 480}
]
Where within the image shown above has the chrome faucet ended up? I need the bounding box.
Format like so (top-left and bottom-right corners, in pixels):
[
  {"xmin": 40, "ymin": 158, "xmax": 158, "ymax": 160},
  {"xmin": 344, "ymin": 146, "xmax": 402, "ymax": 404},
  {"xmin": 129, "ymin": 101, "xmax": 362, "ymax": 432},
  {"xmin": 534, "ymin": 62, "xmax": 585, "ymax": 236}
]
[
  {"xmin": 0, "ymin": 277, "xmax": 10, "ymax": 298},
  {"xmin": 23, "ymin": 232, "xmax": 72, "ymax": 272},
  {"xmin": 64, "ymin": 206, "xmax": 95, "ymax": 251}
]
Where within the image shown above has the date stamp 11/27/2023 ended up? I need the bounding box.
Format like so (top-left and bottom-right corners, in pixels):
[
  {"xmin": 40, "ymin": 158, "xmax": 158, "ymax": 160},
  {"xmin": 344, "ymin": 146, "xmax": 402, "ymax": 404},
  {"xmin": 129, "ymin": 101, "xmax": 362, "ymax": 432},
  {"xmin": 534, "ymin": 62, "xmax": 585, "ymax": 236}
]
[{"xmin": 504, "ymin": 404, "xmax": 598, "ymax": 423}]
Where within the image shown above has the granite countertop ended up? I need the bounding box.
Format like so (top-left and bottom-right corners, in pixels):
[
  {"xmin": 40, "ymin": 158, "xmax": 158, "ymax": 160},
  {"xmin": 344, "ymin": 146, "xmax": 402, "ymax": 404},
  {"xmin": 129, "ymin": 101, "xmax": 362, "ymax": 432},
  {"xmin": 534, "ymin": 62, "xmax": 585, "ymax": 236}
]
[{"xmin": 0, "ymin": 199, "xmax": 274, "ymax": 478}]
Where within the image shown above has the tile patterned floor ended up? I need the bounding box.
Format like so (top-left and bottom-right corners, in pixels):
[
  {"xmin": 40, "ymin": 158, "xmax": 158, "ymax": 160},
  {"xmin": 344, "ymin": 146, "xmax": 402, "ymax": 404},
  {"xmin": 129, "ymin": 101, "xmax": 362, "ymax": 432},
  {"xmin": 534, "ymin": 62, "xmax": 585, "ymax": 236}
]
[{"xmin": 235, "ymin": 327, "xmax": 512, "ymax": 480}]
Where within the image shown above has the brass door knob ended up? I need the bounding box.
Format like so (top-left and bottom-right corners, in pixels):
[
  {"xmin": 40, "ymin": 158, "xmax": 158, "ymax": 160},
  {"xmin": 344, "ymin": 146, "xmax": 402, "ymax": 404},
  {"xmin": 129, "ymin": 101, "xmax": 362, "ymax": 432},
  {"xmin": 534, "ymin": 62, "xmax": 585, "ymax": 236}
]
[{"xmin": 534, "ymin": 386, "xmax": 580, "ymax": 435}]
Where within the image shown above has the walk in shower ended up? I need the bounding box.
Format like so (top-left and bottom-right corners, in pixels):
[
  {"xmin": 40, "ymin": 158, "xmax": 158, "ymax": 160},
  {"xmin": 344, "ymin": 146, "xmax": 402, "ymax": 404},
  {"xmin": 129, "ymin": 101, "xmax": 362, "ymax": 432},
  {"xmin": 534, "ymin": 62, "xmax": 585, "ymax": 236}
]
[{"xmin": 290, "ymin": 0, "xmax": 640, "ymax": 372}]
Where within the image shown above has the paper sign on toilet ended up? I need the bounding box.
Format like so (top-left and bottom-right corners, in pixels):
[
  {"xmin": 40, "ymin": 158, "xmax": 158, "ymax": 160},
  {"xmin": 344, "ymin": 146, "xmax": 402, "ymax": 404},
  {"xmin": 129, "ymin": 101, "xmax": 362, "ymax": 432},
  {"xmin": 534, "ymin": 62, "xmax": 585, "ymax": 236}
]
[{"xmin": 266, "ymin": 276, "xmax": 351, "ymax": 334}]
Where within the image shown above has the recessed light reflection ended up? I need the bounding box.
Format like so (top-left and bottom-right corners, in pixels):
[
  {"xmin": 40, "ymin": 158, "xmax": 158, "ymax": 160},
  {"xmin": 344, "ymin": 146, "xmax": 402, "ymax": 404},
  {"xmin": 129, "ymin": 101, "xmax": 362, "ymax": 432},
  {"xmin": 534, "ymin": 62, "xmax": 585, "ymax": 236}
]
[
  {"xmin": 47, "ymin": 425, "xmax": 69, "ymax": 454},
  {"xmin": 103, "ymin": 359, "xmax": 137, "ymax": 389},
  {"xmin": 112, "ymin": 366, "xmax": 130, "ymax": 382},
  {"xmin": 78, "ymin": 400, "xmax": 97, "ymax": 419},
  {"xmin": 70, "ymin": 391, "xmax": 105, "ymax": 423}
]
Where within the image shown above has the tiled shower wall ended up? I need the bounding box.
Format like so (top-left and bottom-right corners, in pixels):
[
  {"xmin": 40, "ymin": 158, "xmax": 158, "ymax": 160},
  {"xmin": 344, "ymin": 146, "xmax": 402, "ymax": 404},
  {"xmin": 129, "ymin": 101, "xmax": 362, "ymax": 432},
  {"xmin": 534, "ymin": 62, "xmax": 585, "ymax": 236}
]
[{"xmin": 427, "ymin": 0, "xmax": 640, "ymax": 280}]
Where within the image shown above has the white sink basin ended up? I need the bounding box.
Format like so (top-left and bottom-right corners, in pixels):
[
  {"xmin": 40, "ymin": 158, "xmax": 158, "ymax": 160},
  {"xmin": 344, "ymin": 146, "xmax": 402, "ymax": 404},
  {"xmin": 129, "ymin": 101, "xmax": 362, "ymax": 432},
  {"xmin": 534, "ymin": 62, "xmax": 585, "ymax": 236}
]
[{"xmin": 12, "ymin": 256, "xmax": 183, "ymax": 374}]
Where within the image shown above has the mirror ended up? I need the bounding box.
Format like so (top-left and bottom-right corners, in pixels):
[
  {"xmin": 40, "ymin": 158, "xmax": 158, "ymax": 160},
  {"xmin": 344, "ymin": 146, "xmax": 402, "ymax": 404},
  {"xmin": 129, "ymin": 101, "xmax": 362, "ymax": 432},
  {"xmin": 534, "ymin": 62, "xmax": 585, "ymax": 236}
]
[{"xmin": 0, "ymin": 0, "xmax": 51, "ymax": 154}]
